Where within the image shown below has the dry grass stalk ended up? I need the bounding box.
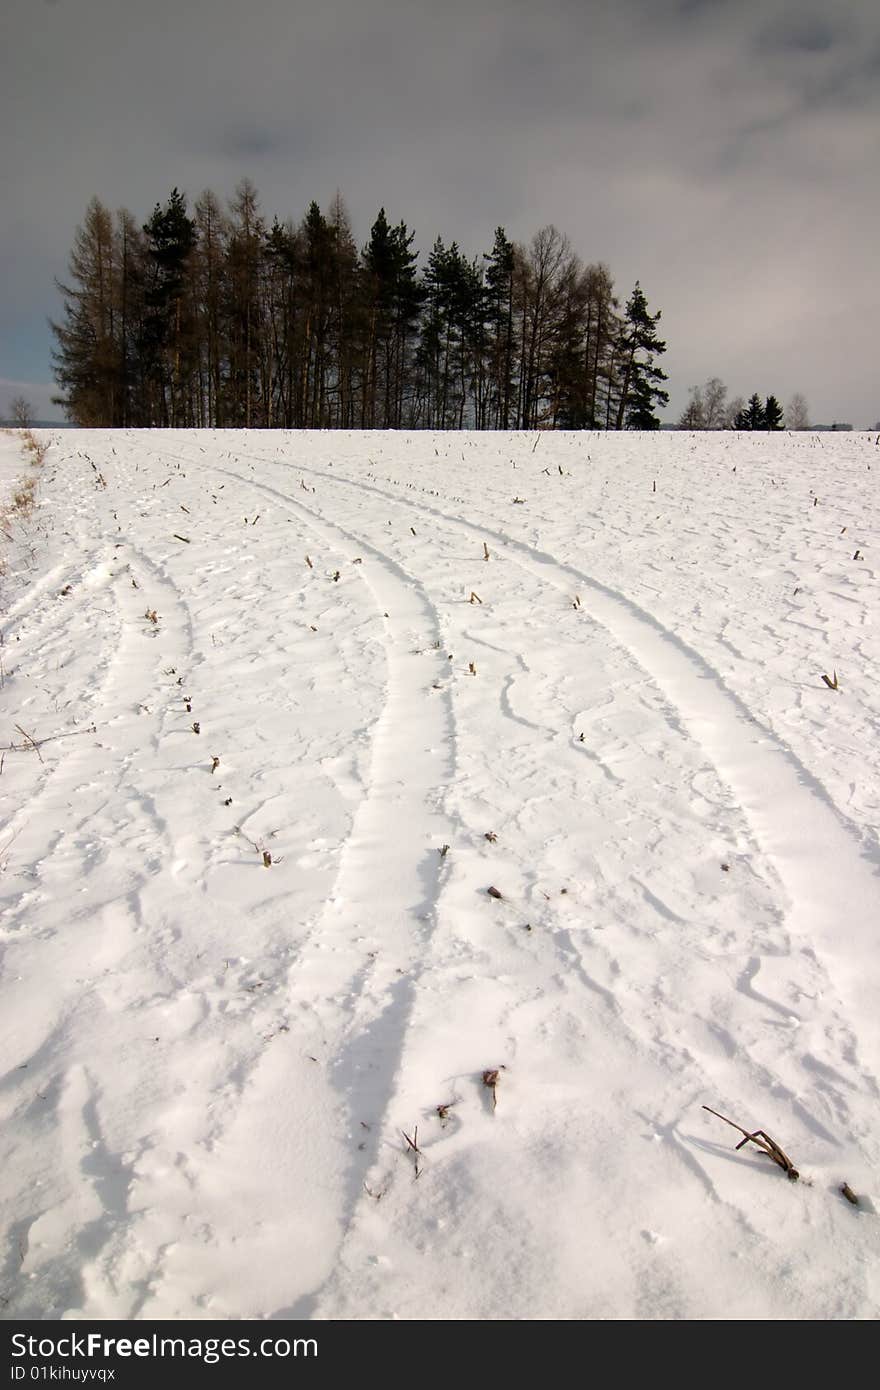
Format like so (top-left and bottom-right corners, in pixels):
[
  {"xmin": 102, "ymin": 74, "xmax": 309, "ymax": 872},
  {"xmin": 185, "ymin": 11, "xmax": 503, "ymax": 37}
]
[
  {"xmin": 702, "ymin": 1105, "xmax": 799, "ymax": 1181},
  {"xmin": 402, "ymin": 1126, "xmax": 423, "ymax": 1178},
  {"xmin": 483, "ymin": 1069, "xmax": 500, "ymax": 1109},
  {"xmin": 821, "ymin": 671, "xmax": 839, "ymax": 690},
  {"xmin": 5, "ymin": 723, "xmax": 96, "ymax": 761}
]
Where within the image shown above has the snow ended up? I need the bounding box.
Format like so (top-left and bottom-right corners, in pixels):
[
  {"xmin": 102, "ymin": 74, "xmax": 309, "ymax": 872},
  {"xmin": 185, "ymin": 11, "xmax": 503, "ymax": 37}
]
[{"xmin": 1, "ymin": 425, "xmax": 878, "ymax": 1322}]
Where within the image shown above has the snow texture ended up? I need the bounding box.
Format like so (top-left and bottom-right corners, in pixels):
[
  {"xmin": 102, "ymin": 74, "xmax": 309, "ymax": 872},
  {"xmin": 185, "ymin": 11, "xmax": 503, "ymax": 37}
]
[{"xmin": 1, "ymin": 427, "xmax": 878, "ymax": 1321}]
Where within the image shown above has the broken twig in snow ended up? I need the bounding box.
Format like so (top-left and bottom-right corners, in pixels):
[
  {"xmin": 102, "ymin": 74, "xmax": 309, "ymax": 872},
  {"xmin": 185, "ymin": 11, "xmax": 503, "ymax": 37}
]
[{"xmin": 702, "ymin": 1105, "xmax": 799, "ymax": 1181}]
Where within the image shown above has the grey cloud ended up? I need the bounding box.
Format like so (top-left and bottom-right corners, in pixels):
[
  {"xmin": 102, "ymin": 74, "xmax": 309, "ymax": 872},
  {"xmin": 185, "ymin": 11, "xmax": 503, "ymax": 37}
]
[{"xmin": 2, "ymin": 0, "xmax": 879, "ymax": 424}]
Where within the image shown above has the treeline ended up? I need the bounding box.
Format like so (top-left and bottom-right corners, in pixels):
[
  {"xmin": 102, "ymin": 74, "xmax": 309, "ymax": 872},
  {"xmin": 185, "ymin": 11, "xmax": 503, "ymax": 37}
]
[
  {"xmin": 678, "ymin": 379, "xmax": 811, "ymax": 431},
  {"xmin": 51, "ymin": 182, "xmax": 668, "ymax": 431}
]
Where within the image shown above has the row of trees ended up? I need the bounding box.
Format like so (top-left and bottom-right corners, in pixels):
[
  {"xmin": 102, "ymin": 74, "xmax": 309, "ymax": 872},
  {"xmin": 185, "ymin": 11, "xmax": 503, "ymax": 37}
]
[
  {"xmin": 51, "ymin": 183, "xmax": 669, "ymax": 431},
  {"xmin": 678, "ymin": 379, "xmax": 811, "ymax": 430}
]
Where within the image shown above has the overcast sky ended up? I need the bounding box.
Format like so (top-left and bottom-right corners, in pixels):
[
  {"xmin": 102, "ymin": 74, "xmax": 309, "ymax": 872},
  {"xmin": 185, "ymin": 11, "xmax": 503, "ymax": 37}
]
[{"xmin": 3, "ymin": 0, "xmax": 879, "ymax": 425}]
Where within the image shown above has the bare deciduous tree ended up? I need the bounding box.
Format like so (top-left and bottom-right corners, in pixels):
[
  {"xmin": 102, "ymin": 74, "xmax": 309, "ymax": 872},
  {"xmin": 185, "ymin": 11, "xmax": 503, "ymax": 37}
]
[
  {"xmin": 785, "ymin": 392, "xmax": 810, "ymax": 430},
  {"xmin": 724, "ymin": 394, "xmax": 745, "ymax": 429},
  {"xmin": 703, "ymin": 376, "xmax": 728, "ymax": 429},
  {"xmin": 8, "ymin": 395, "xmax": 34, "ymax": 428}
]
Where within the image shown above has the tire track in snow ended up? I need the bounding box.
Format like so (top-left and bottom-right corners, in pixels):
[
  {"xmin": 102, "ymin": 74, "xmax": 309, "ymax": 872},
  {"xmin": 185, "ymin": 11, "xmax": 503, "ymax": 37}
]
[
  {"xmin": 252, "ymin": 454, "xmax": 880, "ymax": 1079},
  {"xmin": 151, "ymin": 459, "xmax": 460, "ymax": 1315}
]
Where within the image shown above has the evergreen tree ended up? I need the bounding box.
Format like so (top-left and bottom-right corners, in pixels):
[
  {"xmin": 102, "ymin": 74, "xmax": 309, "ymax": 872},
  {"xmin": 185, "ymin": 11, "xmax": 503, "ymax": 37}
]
[
  {"xmin": 361, "ymin": 209, "xmax": 422, "ymax": 427},
  {"xmin": 614, "ymin": 281, "xmax": 668, "ymax": 429},
  {"xmin": 141, "ymin": 188, "xmax": 197, "ymax": 425},
  {"xmin": 735, "ymin": 393, "xmax": 766, "ymax": 429},
  {"xmin": 262, "ymin": 215, "xmax": 300, "ymax": 426},
  {"xmin": 417, "ymin": 236, "xmax": 453, "ymax": 427},
  {"xmin": 297, "ymin": 201, "xmax": 335, "ymax": 426},
  {"xmin": 483, "ymin": 228, "xmax": 516, "ymax": 429},
  {"xmin": 678, "ymin": 384, "xmax": 705, "ymax": 429},
  {"xmin": 52, "ymin": 186, "xmax": 677, "ymax": 434},
  {"xmin": 764, "ymin": 394, "xmax": 783, "ymax": 430}
]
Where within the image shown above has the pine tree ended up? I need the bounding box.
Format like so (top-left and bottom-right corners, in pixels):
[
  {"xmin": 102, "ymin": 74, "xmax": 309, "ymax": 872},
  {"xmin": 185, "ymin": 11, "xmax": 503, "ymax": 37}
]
[
  {"xmin": 678, "ymin": 384, "xmax": 705, "ymax": 429},
  {"xmin": 614, "ymin": 282, "xmax": 668, "ymax": 429},
  {"xmin": 735, "ymin": 393, "xmax": 766, "ymax": 429},
  {"xmin": 483, "ymin": 228, "xmax": 516, "ymax": 429},
  {"xmin": 141, "ymin": 188, "xmax": 197, "ymax": 425},
  {"xmin": 297, "ymin": 201, "xmax": 336, "ymax": 426},
  {"xmin": 361, "ymin": 209, "xmax": 422, "ymax": 427},
  {"xmin": 764, "ymin": 395, "xmax": 783, "ymax": 430}
]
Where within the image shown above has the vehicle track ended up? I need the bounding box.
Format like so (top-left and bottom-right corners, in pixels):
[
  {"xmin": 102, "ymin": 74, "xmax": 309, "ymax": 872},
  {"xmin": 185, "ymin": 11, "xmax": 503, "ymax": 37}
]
[
  {"xmin": 91, "ymin": 452, "xmax": 464, "ymax": 1316},
  {"xmin": 234, "ymin": 447, "xmax": 880, "ymax": 1080},
  {"xmin": 35, "ymin": 433, "xmax": 874, "ymax": 1319}
]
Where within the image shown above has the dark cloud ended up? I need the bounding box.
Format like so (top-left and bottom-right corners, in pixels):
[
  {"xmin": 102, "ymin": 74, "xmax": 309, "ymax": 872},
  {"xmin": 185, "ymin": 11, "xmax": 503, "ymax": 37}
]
[{"xmin": 2, "ymin": 0, "xmax": 878, "ymax": 425}]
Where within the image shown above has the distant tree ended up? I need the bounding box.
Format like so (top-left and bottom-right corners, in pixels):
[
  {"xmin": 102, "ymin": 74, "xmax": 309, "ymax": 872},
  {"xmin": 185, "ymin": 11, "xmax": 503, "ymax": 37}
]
[
  {"xmin": 193, "ymin": 189, "xmax": 229, "ymax": 427},
  {"xmin": 581, "ymin": 263, "xmax": 618, "ymax": 429},
  {"xmin": 223, "ymin": 180, "xmax": 266, "ymax": 428},
  {"xmin": 547, "ymin": 255, "xmax": 593, "ymax": 428},
  {"xmin": 785, "ymin": 392, "xmax": 810, "ymax": 430},
  {"xmin": 678, "ymin": 384, "xmax": 705, "ymax": 429},
  {"xmin": 52, "ymin": 185, "xmax": 673, "ymax": 433},
  {"xmin": 513, "ymin": 225, "xmax": 578, "ymax": 429},
  {"xmin": 51, "ymin": 196, "xmax": 120, "ymax": 425},
  {"xmin": 702, "ymin": 377, "xmax": 728, "ymax": 429},
  {"xmin": 614, "ymin": 281, "xmax": 668, "ymax": 429},
  {"xmin": 361, "ymin": 208, "xmax": 422, "ymax": 427},
  {"xmin": 8, "ymin": 395, "xmax": 34, "ymax": 428},
  {"xmin": 764, "ymin": 395, "xmax": 784, "ymax": 430},
  {"xmin": 326, "ymin": 192, "xmax": 362, "ymax": 428},
  {"xmin": 678, "ymin": 376, "xmax": 728, "ymax": 429},
  {"xmin": 735, "ymin": 393, "xmax": 767, "ymax": 429},
  {"xmin": 141, "ymin": 188, "xmax": 197, "ymax": 426},
  {"xmin": 483, "ymin": 228, "xmax": 516, "ymax": 429},
  {"xmin": 724, "ymin": 394, "xmax": 745, "ymax": 429}
]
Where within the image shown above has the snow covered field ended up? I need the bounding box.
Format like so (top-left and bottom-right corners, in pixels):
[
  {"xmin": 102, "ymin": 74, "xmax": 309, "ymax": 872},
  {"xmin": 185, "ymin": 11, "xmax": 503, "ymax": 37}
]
[{"xmin": 1, "ymin": 426, "xmax": 878, "ymax": 1322}]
